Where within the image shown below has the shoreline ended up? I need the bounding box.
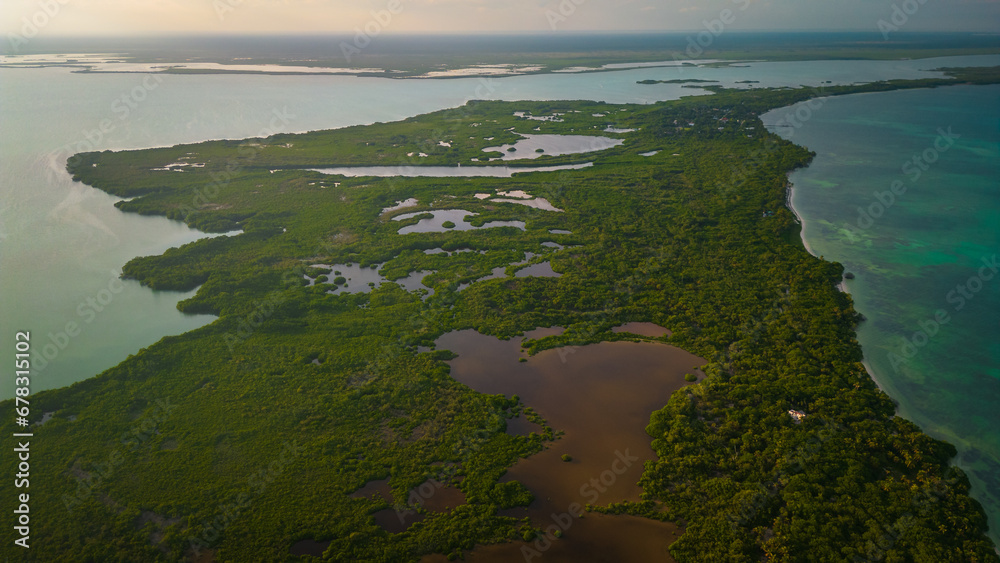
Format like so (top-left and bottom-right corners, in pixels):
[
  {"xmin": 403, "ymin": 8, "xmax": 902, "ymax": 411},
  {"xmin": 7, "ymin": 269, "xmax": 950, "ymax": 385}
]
[
  {"xmin": 4, "ymin": 49, "xmax": 1000, "ymax": 80},
  {"xmin": 0, "ymin": 56, "xmax": 724, "ymax": 80},
  {"xmin": 768, "ymin": 87, "xmax": 1000, "ymax": 548},
  {"xmin": 784, "ymin": 178, "xmax": 817, "ymax": 257}
]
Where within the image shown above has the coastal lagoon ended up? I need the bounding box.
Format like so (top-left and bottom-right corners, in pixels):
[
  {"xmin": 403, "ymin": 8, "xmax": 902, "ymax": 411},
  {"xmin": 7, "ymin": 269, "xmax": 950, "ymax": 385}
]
[
  {"xmin": 306, "ymin": 162, "xmax": 593, "ymax": 177},
  {"xmin": 426, "ymin": 328, "xmax": 706, "ymax": 561},
  {"xmin": 393, "ymin": 209, "xmax": 526, "ymax": 234}
]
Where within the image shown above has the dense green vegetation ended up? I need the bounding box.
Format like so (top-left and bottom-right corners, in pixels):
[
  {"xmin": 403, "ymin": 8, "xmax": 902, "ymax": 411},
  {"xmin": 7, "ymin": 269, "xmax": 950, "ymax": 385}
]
[{"xmin": 4, "ymin": 67, "xmax": 1000, "ymax": 562}]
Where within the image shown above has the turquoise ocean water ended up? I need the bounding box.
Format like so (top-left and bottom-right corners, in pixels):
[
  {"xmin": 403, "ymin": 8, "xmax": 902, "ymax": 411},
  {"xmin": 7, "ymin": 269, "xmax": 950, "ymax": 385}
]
[{"xmin": 763, "ymin": 85, "xmax": 1000, "ymax": 545}]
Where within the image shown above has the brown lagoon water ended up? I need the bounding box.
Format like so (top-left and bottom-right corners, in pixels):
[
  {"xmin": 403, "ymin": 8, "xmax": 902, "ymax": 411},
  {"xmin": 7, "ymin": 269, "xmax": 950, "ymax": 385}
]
[
  {"xmin": 611, "ymin": 321, "xmax": 672, "ymax": 338},
  {"xmin": 425, "ymin": 328, "xmax": 706, "ymax": 561}
]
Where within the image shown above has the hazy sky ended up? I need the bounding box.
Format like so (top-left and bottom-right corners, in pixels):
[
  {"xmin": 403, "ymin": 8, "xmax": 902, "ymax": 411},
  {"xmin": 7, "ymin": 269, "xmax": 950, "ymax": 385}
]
[{"xmin": 3, "ymin": 0, "xmax": 999, "ymax": 36}]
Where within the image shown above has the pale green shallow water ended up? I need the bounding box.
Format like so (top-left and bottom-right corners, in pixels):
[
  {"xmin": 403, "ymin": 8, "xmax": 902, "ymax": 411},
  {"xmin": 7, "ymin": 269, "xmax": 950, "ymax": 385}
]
[{"xmin": 763, "ymin": 84, "xmax": 1000, "ymax": 545}]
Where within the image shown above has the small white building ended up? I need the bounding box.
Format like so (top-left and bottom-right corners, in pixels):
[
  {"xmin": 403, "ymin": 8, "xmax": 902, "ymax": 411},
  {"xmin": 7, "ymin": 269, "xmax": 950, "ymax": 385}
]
[{"xmin": 788, "ymin": 409, "xmax": 807, "ymax": 423}]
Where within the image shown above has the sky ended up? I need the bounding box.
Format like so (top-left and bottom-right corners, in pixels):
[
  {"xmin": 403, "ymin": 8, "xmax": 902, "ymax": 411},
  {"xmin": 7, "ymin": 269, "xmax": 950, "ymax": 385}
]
[{"xmin": 2, "ymin": 0, "xmax": 999, "ymax": 37}]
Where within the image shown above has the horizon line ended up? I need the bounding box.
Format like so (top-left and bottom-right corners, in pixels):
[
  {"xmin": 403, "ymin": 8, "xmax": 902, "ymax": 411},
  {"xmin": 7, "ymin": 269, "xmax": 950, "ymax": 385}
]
[{"xmin": 13, "ymin": 30, "xmax": 1000, "ymax": 38}]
